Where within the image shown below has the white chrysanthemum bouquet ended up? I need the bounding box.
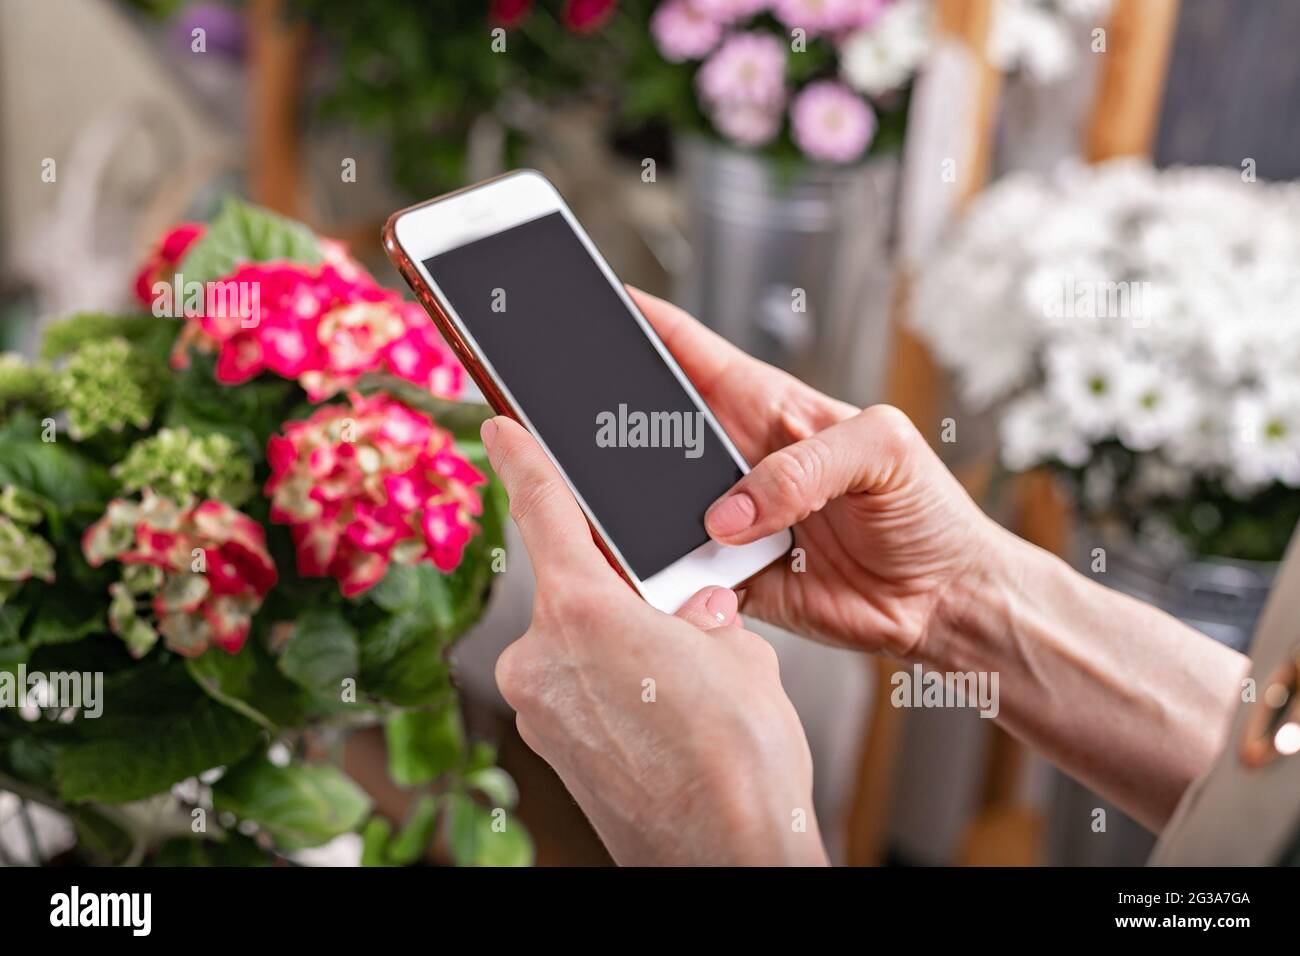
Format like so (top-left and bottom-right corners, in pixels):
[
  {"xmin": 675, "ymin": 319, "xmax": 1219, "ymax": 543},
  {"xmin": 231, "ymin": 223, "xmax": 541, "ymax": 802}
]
[{"xmin": 912, "ymin": 160, "xmax": 1300, "ymax": 561}]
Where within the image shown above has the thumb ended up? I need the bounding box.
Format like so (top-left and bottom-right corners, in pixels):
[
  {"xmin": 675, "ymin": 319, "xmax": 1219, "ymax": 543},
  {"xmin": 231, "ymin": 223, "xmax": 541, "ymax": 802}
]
[
  {"xmin": 674, "ymin": 586, "xmax": 739, "ymax": 631},
  {"xmin": 704, "ymin": 405, "xmax": 922, "ymax": 545}
]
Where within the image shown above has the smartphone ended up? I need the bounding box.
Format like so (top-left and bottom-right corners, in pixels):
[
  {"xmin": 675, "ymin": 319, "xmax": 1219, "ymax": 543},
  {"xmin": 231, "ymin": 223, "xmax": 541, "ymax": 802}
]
[{"xmin": 383, "ymin": 170, "xmax": 792, "ymax": 613}]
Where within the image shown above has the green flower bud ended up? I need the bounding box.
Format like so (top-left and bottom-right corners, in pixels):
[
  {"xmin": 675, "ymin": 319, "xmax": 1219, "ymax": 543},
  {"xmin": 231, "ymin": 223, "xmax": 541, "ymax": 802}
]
[
  {"xmin": 114, "ymin": 427, "xmax": 254, "ymax": 506},
  {"xmin": 55, "ymin": 337, "xmax": 161, "ymax": 440}
]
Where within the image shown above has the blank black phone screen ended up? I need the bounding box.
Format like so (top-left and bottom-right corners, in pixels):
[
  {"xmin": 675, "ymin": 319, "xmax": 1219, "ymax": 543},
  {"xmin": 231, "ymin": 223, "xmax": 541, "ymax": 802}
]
[{"xmin": 423, "ymin": 211, "xmax": 742, "ymax": 579}]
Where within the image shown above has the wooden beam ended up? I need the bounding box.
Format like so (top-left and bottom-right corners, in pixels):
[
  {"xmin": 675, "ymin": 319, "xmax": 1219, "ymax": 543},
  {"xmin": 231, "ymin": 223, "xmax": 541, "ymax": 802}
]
[
  {"xmin": 248, "ymin": 0, "xmax": 309, "ymax": 217},
  {"xmin": 845, "ymin": 0, "xmax": 1003, "ymax": 867},
  {"xmin": 1086, "ymin": 0, "xmax": 1182, "ymax": 161}
]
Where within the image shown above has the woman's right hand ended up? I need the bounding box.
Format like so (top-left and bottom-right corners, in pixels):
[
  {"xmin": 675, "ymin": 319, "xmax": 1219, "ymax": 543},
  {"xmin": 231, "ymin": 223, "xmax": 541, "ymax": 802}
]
[{"xmin": 631, "ymin": 288, "xmax": 1003, "ymax": 660}]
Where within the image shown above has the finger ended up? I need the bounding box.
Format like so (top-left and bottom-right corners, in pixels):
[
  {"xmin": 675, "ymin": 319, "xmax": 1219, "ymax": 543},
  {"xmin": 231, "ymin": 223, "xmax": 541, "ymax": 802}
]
[
  {"xmin": 627, "ymin": 286, "xmax": 744, "ymax": 398},
  {"xmin": 704, "ymin": 405, "xmax": 922, "ymax": 544},
  {"xmin": 481, "ymin": 417, "xmax": 610, "ymax": 579},
  {"xmin": 628, "ymin": 286, "xmax": 856, "ymax": 457},
  {"xmin": 673, "ymin": 585, "xmax": 739, "ymax": 631}
]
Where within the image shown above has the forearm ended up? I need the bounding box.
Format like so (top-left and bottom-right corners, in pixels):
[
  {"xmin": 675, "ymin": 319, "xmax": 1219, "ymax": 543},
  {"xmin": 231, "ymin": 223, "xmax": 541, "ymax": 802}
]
[{"xmin": 922, "ymin": 525, "xmax": 1250, "ymax": 831}]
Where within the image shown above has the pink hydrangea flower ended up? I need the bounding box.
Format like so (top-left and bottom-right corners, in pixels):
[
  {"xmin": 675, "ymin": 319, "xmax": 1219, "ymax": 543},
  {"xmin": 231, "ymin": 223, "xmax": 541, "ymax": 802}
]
[
  {"xmin": 265, "ymin": 392, "xmax": 486, "ymax": 597},
  {"xmin": 169, "ymin": 240, "xmax": 464, "ymax": 402},
  {"xmin": 563, "ymin": 0, "xmax": 616, "ymax": 33},
  {"xmin": 134, "ymin": 222, "xmax": 204, "ymax": 306},
  {"xmin": 697, "ymin": 31, "xmax": 787, "ymax": 108},
  {"xmin": 652, "ymin": 0, "xmax": 725, "ymax": 62},
  {"xmin": 773, "ymin": 0, "xmax": 870, "ymax": 34},
  {"xmin": 83, "ymin": 491, "xmax": 277, "ymax": 657},
  {"xmin": 790, "ymin": 80, "xmax": 876, "ymax": 163}
]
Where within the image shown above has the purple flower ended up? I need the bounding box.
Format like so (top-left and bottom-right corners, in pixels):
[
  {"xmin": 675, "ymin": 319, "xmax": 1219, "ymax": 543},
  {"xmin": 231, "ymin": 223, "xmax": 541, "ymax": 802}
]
[
  {"xmin": 773, "ymin": 0, "xmax": 872, "ymax": 35},
  {"xmin": 790, "ymin": 81, "xmax": 876, "ymax": 163},
  {"xmin": 652, "ymin": 1, "xmax": 725, "ymax": 62},
  {"xmin": 697, "ymin": 31, "xmax": 787, "ymax": 107},
  {"xmin": 712, "ymin": 101, "xmax": 784, "ymax": 147}
]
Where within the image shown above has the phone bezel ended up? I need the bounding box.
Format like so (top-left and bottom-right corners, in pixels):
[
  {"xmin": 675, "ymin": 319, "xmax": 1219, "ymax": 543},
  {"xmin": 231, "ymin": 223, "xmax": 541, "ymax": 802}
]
[{"xmin": 385, "ymin": 169, "xmax": 791, "ymax": 612}]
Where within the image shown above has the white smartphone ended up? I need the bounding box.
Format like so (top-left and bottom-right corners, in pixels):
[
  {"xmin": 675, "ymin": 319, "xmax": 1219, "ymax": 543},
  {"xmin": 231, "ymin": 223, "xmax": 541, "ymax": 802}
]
[{"xmin": 383, "ymin": 169, "xmax": 792, "ymax": 613}]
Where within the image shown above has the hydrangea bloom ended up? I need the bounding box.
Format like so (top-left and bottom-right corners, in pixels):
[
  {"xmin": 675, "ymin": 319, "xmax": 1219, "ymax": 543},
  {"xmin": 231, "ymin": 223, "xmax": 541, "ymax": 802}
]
[
  {"xmin": 83, "ymin": 491, "xmax": 277, "ymax": 657},
  {"xmin": 0, "ymin": 486, "xmax": 55, "ymax": 604},
  {"xmin": 266, "ymin": 392, "xmax": 486, "ymax": 597},
  {"xmin": 133, "ymin": 222, "xmax": 204, "ymax": 307},
  {"xmin": 56, "ymin": 337, "xmax": 161, "ymax": 440},
  {"xmin": 114, "ymin": 427, "xmax": 254, "ymax": 506},
  {"xmin": 169, "ymin": 238, "xmax": 463, "ymax": 402},
  {"xmin": 563, "ymin": 0, "xmax": 616, "ymax": 33}
]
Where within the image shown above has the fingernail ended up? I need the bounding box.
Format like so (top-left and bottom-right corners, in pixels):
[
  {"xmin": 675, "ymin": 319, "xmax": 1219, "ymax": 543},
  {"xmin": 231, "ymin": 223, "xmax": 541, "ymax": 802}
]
[
  {"xmin": 480, "ymin": 418, "xmax": 499, "ymax": 452},
  {"xmin": 705, "ymin": 587, "xmax": 738, "ymax": 624},
  {"xmin": 705, "ymin": 493, "xmax": 756, "ymax": 537}
]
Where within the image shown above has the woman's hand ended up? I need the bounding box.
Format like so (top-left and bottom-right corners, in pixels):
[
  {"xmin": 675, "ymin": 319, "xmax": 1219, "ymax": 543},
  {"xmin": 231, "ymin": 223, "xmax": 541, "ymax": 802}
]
[
  {"xmin": 631, "ymin": 288, "xmax": 998, "ymax": 659},
  {"xmin": 482, "ymin": 416, "xmax": 828, "ymax": 866}
]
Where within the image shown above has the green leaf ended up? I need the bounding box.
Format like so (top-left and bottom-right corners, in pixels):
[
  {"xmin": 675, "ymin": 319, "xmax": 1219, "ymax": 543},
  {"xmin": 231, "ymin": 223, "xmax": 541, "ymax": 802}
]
[
  {"xmin": 0, "ymin": 424, "xmax": 114, "ymax": 513},
  {"xmin": 25, "ymin": 594, "xmax": 105, "ymax": 648},
  {"xmin": 68, "ymin": 806, "xmax": 134, "ymax": 865},
  {"xmin": 465, "ymin": 767, "xmax": 518, "ymax": 809},
  {"xmin": 384, "ymin": 706, "xmax": 464, "ymax": 786},
  {"xmin": 360, "ymin": 816, "xmax": 393, "ymax": 867},
  {"xmin": 56, "ymin": 697, "xmax": 261, "ymax": 803},
  {"xmin": 278, "ymin": 607, "xmax": 358, "ymax": 696},
  {"xmin": 187, "ymin": 641, "xmax": 308, "ymax": 731},
  {"xmin": 357, "ymin": 610, "xmax": 453, "ymax": 707},
  {"xmin": 385, "ymin": 794, "xmax": 438, "ymax": 866},
  {"xmin": 212, "ymin": 758, "xmax": 372, "ymax": 852},
  {"xmin": 179, "ymin": 196, "xmax": 321, "ymax": 287},
  {"xmin": 445, "ymin": 793, "xmax": 533, "ymax": 867},
  {"xmin": 151, "ymin": 833, "xmax": 270, "ymax": 867}
]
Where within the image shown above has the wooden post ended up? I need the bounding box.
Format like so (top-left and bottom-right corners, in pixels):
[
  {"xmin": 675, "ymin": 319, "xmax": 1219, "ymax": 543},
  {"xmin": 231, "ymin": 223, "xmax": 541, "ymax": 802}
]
[
  {"xmin": 845, "ymin": 0, "xmax": 1003, "ymax": 867},
  {"xmin": 958, "ymin": 0, "xmax": 1184, "ymax": 867},
  {"xmin": 1086, "ymin": 0, "xmax": 1182, "ymax": 161},
  {"xmin": 248, "ymin": 0, "xmax": 309, "ymax": 218}
]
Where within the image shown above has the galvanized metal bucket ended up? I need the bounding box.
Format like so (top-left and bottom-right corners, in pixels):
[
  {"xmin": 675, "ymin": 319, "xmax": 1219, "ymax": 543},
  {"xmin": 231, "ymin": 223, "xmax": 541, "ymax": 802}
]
[{"xmin": 673, "ymin": 137, "xmax": 900, "ymax": 406}]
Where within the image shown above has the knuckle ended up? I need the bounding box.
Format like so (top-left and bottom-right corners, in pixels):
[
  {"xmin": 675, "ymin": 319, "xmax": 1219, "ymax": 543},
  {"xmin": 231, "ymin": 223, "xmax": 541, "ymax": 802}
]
[
  {"xmin": 494, "ymin": 638, "xmax": 533, "ymax": 709},
  {"xmin": 862, "ymin": 403, "xmax": 917, "ymax": 453},
  {"xmin": 506, "ymin": 478, "xmax": 553, "ymax": 529},
  {"xmin": 764, "ymin": 438, "xmax": 832, "ymax": 502}
]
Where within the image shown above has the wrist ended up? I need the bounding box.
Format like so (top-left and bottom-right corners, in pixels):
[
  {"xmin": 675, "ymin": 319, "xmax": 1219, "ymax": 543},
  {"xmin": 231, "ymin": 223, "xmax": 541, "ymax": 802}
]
[{"xmin": 919, "ymin": 520, "xmax": 1053, "ymax": 672}]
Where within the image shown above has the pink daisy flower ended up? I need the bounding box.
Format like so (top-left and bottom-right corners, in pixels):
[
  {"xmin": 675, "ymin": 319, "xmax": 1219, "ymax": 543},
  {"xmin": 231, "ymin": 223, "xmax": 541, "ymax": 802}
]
[
  {"xmin": 712, "ymin": 100, "xmax": 784, "ymax": 146},
  {"xmin": 697, "ymin": 31, "xmax": 788, "ymax": 107},
  {"xmin": 652, "ymin": 0, "xmax": 725, "ymax": 62},
  {"xmin": 790, "ymin": 80, "xmax": 876, "ymax": 163},
  {"xmin": 773, "ymin": 0, "xmax": 870, "ymax": 35}
]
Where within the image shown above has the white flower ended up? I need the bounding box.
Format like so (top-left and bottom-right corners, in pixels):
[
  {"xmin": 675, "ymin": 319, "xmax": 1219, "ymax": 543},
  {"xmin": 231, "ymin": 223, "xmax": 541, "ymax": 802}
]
[
  {"xmin": 1113, "ymin": 362, "xmax": 1196, "ymax": 452},
  {"xmin": 1000, "ymin": 393, "xmax": 1090, "ymax": 471},
  {"xmin": 989, "ymin": 0, "xmax": 1073, "ymax": 82},
  {"xmin": 840, "ymin": 0, "xmax": 931, "ymax": 97},
  {"xmin": 912, "ymin": 157, "xmax": 1300, "ymax": 559},
  {"xmin": 1229, "ymin": 385, "xmax": 1300, "ymax": 491},
  {"xmin": 1044, "ymin": 339, "xmax": 1131, "ymax": 440}
]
